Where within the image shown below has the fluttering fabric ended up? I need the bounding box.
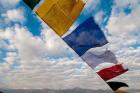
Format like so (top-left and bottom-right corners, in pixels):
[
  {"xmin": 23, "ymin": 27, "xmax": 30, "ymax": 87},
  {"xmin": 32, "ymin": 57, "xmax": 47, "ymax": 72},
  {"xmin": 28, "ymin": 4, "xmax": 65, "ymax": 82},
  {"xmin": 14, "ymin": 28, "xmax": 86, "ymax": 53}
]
[
  {"xmin": 107, "ymin": 81, "xmax": 129, "ymax": 91},
  {"xmin": 23, "ymin": 0, "xmax": 129, "ymax": 91},
  {"xmin": 63, "ymin": 17, "xmax": 108, "ymax": 56},
  {"xmin": 97, "ymin": 64, "xmax": 128, "ymax": 81},
  {"xmin": 24, "ymin": 0, "xmax": 86, "ymax": 36},
  {"xmin": 37, "ymin": 0, "xmax": 85, "ymax": 36},
  {"xmin": 23, "ymin": 0, "xmax": 41, "ymax": 9},
  {"xmin": 82, "ymin": 50, "xmax": 118, "ymax": 69}
]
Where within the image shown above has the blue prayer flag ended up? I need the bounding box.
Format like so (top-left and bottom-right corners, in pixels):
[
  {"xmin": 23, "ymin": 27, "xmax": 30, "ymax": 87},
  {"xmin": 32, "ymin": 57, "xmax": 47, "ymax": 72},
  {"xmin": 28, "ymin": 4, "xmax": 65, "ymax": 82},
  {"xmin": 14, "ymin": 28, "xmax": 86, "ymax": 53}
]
[{"xmin": 63, "ymin": 17, "xmax": 108, "ymax": 56}]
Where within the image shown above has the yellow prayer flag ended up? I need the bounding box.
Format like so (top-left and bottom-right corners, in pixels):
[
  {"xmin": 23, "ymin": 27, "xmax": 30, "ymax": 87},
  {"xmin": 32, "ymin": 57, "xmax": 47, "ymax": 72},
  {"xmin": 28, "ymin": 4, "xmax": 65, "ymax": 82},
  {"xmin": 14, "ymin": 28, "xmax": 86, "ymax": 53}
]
[{"xmin": 36, "ymin": 0, "xmax": 85, "ymax": 36}]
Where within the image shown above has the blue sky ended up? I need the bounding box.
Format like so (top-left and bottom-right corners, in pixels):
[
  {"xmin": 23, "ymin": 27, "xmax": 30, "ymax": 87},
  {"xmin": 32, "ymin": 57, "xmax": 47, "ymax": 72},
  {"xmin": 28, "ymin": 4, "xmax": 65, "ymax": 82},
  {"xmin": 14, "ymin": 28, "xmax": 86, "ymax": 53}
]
[{"xmin": 0, "ymin": 0, "xmax": 140, "ymax": 91}]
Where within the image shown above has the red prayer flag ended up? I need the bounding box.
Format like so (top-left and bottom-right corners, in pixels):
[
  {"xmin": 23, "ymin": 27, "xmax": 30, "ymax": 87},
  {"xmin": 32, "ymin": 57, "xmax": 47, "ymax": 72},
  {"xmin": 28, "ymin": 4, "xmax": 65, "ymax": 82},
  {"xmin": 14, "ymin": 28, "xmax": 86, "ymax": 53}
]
[{"xmin": 97, "ymin": 64, "xmax": 128, "ymax": 81}]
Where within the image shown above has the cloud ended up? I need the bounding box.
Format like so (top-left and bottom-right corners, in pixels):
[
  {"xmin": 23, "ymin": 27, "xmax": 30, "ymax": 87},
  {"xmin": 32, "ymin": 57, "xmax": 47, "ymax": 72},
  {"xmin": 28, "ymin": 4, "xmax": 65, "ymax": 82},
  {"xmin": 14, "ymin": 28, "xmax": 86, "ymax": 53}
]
[
  {"xmin": 1, "ymin": 8, "xmax": 25, "ymax": 23},
  {"xmin": 114, "ymin": 0, "xmax": 139, "ymax": 8},
  {"xmin": 0, "ymin": 0, "xmax": 20, "ymax": 8},
  {"xmin": 0, "ymin": 25, "xmax": 111, "ymax": 90},
  {"xmin": 1, "ymin": 0, "xmax": 140, "ymax": 90},
  {"xmin": 105, "ymin": 0, "xmax": 140, "ymax": 89},
  {"xmin": 106, "ymin": 0, "xmax": 140, "ymax": 59},
  {"xmin": 40, "ymin": 24, "xmax": 74, "ymax": 58},
  {"xmin": 95, "ymin": 10, "xmax": 105, "ymax": 24}
]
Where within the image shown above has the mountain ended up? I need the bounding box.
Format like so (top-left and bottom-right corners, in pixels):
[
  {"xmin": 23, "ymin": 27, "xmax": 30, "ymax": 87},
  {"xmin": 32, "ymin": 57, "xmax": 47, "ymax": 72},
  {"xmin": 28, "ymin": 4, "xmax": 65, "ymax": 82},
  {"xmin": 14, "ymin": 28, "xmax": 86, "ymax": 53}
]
[
  {"xmin": 0, "ymin": 88, "xmax": 140, "ymax": 93},
  {"xmin": 0, "ymin": 88, "xmax": 113, "ymax": 93}
]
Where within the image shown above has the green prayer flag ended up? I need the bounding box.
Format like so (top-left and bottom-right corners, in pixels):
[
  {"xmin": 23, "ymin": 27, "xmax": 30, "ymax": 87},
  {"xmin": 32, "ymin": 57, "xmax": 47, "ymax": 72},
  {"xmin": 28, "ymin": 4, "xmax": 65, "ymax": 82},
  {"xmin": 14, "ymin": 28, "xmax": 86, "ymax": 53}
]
[{"xmin": 23, "ymin": 0, "xmax": 41, "ymax": 9}]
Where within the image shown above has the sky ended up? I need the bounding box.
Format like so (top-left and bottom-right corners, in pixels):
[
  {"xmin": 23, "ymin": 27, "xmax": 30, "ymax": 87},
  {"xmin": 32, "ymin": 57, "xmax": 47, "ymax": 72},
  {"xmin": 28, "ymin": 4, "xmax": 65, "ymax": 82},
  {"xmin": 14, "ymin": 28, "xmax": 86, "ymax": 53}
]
[{"xmin": 0, "ymin": 0, "xmax": 140, "ymax": 91}]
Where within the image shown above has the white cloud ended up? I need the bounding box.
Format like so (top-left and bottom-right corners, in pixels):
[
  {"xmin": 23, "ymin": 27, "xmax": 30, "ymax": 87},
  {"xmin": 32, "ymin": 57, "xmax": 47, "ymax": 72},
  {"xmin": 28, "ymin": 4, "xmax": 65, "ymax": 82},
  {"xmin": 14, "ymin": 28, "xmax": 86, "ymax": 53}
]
[
  {"xmin": 84, "ymin": 0, "xmax": 100, "ymax": 15},
  {"xmin": 6, "ymin": 52, "xmax": 17, "ymax": 57},
  {"xmin": 106, "ymin": 0, "xmax": 140, "ymax": 57},
  {"xmin": 41, "ymin": 25, "xmax": 74, "ymax": 58},
  {"xmin": 105, "ymin": 0, "xmax": 140, "ymax": 89},
  {"xmin": 0, "ymin": 25, "xmax": 111, "ymax": 90},
  {"xmin": 1, "ymin": 8, "xmax": 25, "ymax": 23},
  {"xmin": 95, "ymin": 10, "xmax": 105, "ymax": 24},
  {"xmin": 1, "ymin": 0, "xmax": 140, "ymax": 90},
  {"xmin": 0, "ymin": 0, "xmax": 20, "ymax": 8},
  {"xmin": 107, "ymin": 7, "xmax": 140, "ymax": 35},
  {"xmin": 114, "ymin": 0, "xmax": 139, "ymax": 8}
]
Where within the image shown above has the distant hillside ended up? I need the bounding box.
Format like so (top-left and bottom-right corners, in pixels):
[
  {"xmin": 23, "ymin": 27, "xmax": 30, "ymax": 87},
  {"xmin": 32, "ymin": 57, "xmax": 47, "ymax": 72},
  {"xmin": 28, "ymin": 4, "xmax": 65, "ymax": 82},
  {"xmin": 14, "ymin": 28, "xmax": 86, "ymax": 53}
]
[
  {"xmin": 0, "ymin": 88, "xmax": 113, "ymax": 93},
  {"xmin": 0, "ymin": 88, "xmax": 140, "ymax": 93}
]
